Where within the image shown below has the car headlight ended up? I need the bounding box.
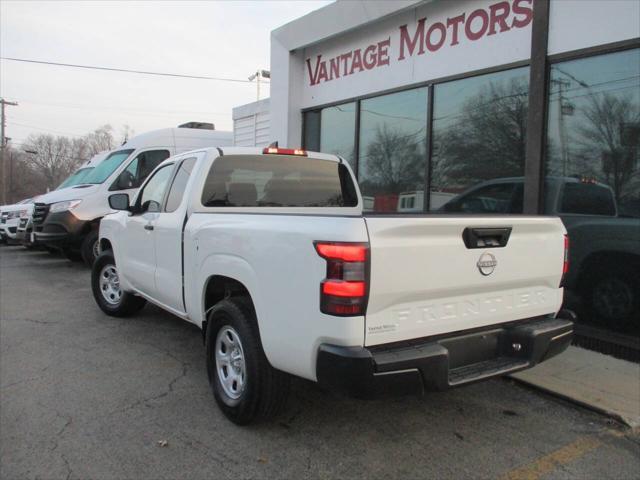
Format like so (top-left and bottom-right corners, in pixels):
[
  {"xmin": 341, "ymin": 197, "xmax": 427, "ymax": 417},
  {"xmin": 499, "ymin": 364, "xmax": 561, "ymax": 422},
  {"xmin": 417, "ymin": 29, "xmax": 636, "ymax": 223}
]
[{"xmin": 49, "ymin": 199, "xmax": 82, "ymax": 213}]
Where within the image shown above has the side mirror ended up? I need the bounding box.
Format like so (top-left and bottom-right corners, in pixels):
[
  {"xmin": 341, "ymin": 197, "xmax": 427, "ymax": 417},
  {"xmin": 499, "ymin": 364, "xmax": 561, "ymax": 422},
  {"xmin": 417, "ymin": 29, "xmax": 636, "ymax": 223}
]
[{"xmin": 108, "ymin": 193, "xmax": 130, "ymax": 211}]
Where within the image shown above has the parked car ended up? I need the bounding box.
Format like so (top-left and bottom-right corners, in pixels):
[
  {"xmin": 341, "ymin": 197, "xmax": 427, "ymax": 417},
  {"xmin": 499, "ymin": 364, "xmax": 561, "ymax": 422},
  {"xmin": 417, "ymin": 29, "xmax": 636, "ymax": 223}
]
[
  {"xmin": 92, "ymin": 147, "xmax": 573, "ymax": 425},
  {"xmin": 32, "ymin": 125, "xmax": 232, "ymax": 266},
  {"xmin": 440, "ymin": 176, "xmax": 640, "ymax": 329},
  {"xmin": 0, "ymin": 199, "xmax": 33, "ymax": 245}
]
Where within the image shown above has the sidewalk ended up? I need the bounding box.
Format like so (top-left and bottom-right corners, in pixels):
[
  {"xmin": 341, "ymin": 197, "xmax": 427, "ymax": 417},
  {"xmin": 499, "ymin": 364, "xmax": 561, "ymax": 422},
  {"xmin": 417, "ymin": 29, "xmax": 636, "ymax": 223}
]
[{"xmin": 511, "ymin": 346, "xmax": 640, "ymax": 428}]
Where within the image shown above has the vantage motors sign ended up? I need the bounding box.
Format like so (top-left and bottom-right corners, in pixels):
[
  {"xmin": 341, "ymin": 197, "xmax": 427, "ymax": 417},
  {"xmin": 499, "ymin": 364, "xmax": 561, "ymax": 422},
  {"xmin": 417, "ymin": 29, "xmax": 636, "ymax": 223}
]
[{"xmin": 302, "ymin": 0, "xmax": 533, "ymax": 107}]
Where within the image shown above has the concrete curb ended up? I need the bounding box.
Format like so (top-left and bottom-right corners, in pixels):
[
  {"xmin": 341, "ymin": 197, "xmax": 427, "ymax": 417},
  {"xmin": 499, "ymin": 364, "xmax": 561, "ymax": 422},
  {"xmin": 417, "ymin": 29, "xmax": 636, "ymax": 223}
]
[{"xmin": 510, "ymin": 346, "xmax": 640, "ymax": 429}]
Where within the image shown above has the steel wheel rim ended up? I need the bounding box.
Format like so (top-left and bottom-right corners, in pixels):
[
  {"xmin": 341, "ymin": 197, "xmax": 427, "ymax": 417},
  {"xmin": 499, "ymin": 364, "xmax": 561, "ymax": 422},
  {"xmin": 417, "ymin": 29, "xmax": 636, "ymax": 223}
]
[
  {"xmin": 99, "ymin": 264, "xmax": 122, "ymax": 306},
  {"xmin": 92, "ymin": 240, "xmax": 101, "ymax": 260},
  {"xmin": 215, "ymin": 326, "xmax": 246, "ymax": 400}
]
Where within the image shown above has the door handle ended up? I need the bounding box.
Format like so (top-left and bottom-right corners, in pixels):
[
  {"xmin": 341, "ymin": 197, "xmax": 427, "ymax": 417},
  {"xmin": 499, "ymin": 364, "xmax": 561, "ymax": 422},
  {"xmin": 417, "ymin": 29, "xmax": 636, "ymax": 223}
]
[
  {"xmin": 144, "ymin": 224, "xmax": 154, "ymax": 231},
  {"xmin": 462, "ymin": 227, "xmax": 511, "ymax": 248}
]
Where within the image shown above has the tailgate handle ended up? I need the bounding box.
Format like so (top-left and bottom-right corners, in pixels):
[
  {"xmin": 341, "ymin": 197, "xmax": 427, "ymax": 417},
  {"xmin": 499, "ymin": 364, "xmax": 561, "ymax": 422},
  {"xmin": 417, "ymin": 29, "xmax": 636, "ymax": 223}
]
[{"xmin": 462, "ymin": 227, "xmax": 512, "ymax": 249}]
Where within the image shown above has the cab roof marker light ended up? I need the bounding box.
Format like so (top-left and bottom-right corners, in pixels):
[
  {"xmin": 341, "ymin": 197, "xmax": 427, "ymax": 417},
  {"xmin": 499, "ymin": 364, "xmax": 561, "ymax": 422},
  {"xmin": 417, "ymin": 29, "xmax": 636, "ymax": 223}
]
[{"xmin": 262, "ymin": 147, "xmax": 307, "ymax": 156}]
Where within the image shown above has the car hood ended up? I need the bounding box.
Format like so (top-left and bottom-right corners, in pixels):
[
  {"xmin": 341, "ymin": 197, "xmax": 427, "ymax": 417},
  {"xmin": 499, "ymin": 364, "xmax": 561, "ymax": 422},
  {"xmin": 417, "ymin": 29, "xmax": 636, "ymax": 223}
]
[
  {"xmin": 35, "ymin": 184, "xmax": 102, "ymax": 204},
  {"xmin": 0, "ymin": 202, "xmax": 33, "ymax": 213}
]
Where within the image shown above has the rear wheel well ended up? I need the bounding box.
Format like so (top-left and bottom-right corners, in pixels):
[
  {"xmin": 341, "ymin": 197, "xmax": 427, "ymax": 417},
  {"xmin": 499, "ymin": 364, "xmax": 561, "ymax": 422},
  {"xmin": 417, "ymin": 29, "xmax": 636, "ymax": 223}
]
[{"xmin": 202, "ymin": 276, "xmax": 255, "ymax": 342}]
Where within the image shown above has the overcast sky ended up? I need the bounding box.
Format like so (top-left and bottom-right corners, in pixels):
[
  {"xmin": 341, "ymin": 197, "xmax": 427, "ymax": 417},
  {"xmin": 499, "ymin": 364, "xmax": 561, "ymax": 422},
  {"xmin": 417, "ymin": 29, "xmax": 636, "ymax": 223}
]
[{"xmin": 0, "ymin": 0, "xmax": 331, "ymax": 149}]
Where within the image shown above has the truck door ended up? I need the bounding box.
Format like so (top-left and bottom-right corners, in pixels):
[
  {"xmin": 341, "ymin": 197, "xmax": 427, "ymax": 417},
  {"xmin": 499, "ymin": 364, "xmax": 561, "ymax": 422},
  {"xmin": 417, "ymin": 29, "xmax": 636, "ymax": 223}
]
[
  {"xmin": 153, "ymin": 156, "xmax": 199, "ymax": 311},
  {"xmin": 122, "ymin": 164, "xmax": 175, "ymax": 295}
]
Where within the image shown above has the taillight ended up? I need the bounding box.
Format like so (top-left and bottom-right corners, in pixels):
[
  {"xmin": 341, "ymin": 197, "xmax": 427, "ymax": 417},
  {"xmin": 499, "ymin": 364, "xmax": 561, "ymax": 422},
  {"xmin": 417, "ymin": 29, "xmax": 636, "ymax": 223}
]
[
  {"xmin": 560, "ymin": 234, "xmax": 569, "ymax": 287},
  {"xmin": 262, "ymin": 147, "xmax": 307, "ymax": 156},
  {"xmin": 315, "ymin": 241, "xmax": 369, "ymax": 316}
]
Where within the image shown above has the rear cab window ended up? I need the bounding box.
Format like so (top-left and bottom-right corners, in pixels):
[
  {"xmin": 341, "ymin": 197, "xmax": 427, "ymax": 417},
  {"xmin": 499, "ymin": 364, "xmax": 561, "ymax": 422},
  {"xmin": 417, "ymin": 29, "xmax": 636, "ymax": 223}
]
[{"xmin": 201, "ymin": 154, "xmax": 358, "ymax": 208}]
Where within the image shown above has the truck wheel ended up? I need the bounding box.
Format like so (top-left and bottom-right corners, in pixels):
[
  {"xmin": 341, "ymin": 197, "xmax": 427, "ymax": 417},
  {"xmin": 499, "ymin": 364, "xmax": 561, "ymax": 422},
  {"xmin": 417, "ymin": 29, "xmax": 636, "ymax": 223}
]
[
  {"xmin": 586, "ymin": 265, "xmax": 639, "ymax": 330},
  {"xmin": 205, "ymin": 298, "xmax": 290, "ymax": 425},
  {"xmin": 92, "ymin": 250, "xmax": 146, "ymax": 317},
  {"xmin": 81, "ymin": 230, "xmax": 100, "ymax": 267}
]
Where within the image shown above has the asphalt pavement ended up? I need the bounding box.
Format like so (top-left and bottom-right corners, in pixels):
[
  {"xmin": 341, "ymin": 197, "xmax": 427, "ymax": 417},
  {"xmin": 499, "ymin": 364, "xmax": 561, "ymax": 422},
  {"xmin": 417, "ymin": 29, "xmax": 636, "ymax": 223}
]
[{"xmin": 1, "ymin": 245, "xmax": 639, "ymax": 480}]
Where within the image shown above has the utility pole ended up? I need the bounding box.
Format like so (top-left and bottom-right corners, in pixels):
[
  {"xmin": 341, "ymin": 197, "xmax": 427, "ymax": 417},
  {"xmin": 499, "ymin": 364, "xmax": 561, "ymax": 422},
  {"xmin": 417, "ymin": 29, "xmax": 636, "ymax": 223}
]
[
  {"xmin": 248, "ymin": 70, "xmax": 270, "ymax": 101},
  {"xmin": 1, "ymin": 98, "xmax": 18, "ymax": 205}
]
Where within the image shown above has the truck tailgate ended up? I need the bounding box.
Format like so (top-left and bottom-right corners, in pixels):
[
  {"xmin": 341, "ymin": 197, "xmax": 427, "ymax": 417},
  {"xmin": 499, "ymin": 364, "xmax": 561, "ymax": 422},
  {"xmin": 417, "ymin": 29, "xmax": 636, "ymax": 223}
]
[{"xmin": 364, "ymin": 216, "xmax": 566, "ymax": 346}]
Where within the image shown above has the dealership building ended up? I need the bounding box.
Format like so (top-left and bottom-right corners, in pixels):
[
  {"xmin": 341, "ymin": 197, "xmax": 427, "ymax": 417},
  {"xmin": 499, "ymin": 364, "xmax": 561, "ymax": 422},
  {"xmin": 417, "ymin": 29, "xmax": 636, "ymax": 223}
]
[
  {"xmin": 267, "ymin": 0, "xmax": 639, "ymax": 214},
  {"xmin": 234, "ymin": 0, "xmax": 640, "ymax": 331}
]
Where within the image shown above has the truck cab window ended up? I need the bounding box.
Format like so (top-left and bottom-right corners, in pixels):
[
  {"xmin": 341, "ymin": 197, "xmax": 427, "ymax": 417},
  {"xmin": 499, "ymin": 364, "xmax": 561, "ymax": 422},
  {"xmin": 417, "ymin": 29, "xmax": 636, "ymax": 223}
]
[
  {"xmin": 111, "ymin": 150, "xmax": 170, "ymax": 191},
  {"xmin": 201, "ymin": 155, "xmax": 357, "ymax": 207},
  {"xmin": 137, "ymin": 165, "xmax": 174, "ymax": 213},
  {"xmin": 165, "ymin": 158, "xmax": 197, "ymax": 212}
]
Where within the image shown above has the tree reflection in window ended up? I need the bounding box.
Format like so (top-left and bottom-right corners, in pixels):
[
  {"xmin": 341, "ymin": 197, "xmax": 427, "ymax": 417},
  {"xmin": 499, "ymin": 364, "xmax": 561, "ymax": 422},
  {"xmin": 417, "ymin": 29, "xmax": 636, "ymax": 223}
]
[
  {"xmin": 358, "ymin": 88, "xmax": 428, "ymax": 212},
  {"xmin": 546, "ymin": 49, "xmax": 640, "ymax": 217},
  {"xmin": 430, "ymin": 67, "xmax": 530, "ymax": 212}
]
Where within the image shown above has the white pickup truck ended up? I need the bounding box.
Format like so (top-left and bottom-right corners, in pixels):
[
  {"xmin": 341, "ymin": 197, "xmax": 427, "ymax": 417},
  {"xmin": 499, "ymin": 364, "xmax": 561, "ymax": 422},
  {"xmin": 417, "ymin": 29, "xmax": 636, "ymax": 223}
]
[{"xmin": 93, "ymin": 147, "xmax": 574, "ymax": 424}]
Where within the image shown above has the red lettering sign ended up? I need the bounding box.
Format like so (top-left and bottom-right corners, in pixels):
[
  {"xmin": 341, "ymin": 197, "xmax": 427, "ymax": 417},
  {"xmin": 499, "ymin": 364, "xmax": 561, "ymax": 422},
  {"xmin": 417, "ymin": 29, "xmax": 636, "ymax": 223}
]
[{"xmin": 305, "ymin": 0, "xmax": 532, "ymax": 87}]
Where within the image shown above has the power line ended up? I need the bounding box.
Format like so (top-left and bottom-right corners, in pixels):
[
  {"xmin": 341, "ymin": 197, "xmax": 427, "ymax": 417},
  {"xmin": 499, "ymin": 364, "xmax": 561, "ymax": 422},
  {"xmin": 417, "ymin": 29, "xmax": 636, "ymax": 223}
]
[
  {"xmin": 0, "ymin": 57, "xmax": 268, "ymax": 84},
  {"xmin": 7, "ymin": 121, "xmax": 85, "ymax": 137},
  {"xmin": 14, "ymin": 98, "xmax": 230, "ymax": 117}
]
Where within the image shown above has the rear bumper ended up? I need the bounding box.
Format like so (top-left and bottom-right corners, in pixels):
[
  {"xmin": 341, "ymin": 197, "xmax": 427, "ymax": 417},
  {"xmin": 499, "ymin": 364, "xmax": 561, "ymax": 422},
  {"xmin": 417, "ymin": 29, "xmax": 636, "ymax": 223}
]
[{"xmin": 316, "ymin": 314, "xmax": 574, "ymax": 399}]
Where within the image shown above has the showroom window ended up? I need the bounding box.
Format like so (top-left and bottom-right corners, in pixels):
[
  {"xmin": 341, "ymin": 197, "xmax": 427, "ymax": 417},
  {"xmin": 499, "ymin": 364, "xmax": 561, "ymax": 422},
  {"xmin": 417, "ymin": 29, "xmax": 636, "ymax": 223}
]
[
  {"xmin": 320, "ymin": 102, "xmax": 357, "ymax": 170},
  {"xmin": 303, "ymin": 110, "xmax": 321, "ymax": 152},
  {"xmin": 544, "ymin": 47, "xmax": 640, "ymax": 332},
  {"xmin": 430, "ymin": 67, "xmax": 530, "ymax": 212},
  {"xmin": 545, "ymin": 48, "xmax": 640, "ymax": 218},
  {"xmin": 358, "ymin": 87, "xmax": 428, "ymax": 212}
]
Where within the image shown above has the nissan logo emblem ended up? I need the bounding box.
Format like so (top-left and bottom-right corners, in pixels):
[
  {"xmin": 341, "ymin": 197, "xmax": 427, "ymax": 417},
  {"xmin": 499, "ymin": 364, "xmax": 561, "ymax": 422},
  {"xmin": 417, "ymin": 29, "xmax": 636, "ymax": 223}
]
[{"xmin": 477, "ymin": 252, "xmax": 497, "ymax": 276}]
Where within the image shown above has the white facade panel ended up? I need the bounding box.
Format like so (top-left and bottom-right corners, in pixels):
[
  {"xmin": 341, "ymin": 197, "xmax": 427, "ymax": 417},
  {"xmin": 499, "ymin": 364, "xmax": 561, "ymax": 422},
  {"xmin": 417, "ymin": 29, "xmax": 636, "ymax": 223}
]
[
  {"xmin": 302, "ymin": 0, "xmax": 534, "ymax": 109},
  {"xmin": 232, "ymin": 98, "xmax": 271, "ymax": 147},
  {"xmin": 270, "ymin": 0, "xmax": 640, "ymax": 147},
  {"xmin": 548, "ymin": 0, "xmax": 640, "ymax": 56}
]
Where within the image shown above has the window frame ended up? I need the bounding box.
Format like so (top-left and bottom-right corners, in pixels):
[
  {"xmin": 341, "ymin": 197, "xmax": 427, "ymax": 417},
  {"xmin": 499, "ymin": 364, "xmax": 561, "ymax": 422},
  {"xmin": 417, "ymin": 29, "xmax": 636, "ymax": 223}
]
[
  {"xmin": 133, "ymin": 162, "xmax": 176, "ymax": 215},
  {"xmin": 164, "ymin": 156, "xmax": 198, "ymax": 213},
  {"xmin": 109, "ymin": 148, "xmax": 171, "ymax": 192}
]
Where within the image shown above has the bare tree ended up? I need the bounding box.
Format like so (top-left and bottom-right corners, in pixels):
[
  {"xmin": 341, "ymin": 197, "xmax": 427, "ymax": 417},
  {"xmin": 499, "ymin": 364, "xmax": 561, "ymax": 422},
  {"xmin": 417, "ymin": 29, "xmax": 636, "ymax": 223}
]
[
  {"xmin": 84, "ymin": 125, "xmax": 116, "ymax": 155},
  {"xmin": 360, "ymin": 124, "xmax": 425, "ymax": 195},
  {"xmin": 21, "ymin": 134, "xmax": 89, "ymax": 191},
  {"xmin": 0, "ymin": 145, "xmax": 47, "ymax": 203},
  {"xmin": 574, "ymin": 92, "xmax": 640, "ymax": 204},
  {"xmin": 432, "ymin": 78, "xmax": 529, "ymax": 191}
]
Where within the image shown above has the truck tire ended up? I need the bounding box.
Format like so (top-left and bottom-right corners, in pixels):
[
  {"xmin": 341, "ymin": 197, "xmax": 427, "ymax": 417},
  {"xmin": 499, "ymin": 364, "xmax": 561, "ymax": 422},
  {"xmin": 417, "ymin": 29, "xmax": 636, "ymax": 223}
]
[
  {"xmin": 585, "ymin": 264, "xmax": 639, "ymax": 331},
  {"xmin": 92, "ymin": 250, "xmax": 146, "ymax": 317},
  {"xmin": 81, "ymin": 229, "xmax": 100, "ymax": 267},
  {"xmin": 205, "ymin": 297, "xmax": 290, "ymax": 425}
]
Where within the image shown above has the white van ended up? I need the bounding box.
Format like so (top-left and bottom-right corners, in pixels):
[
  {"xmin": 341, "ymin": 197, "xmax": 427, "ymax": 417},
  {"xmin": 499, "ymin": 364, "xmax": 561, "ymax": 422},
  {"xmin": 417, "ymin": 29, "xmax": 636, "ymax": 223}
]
[
  {"xmin": 32, "ymin": 125, "xmax": 232, "ymax": 265},
  {"xmin": 17, "ymin": 151, "xmax": 109, "ymax": 247}
]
